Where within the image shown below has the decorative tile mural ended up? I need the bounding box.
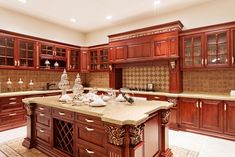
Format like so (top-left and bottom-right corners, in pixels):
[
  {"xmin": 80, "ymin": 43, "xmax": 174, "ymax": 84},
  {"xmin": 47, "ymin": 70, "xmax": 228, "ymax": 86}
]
[
  {"xmin": 122, "ymin": 66, "xmax": 169, "ymax": 92},
  {"xmin": 183, "ymin": 70, "xmax": 235, "ymax": 94}
]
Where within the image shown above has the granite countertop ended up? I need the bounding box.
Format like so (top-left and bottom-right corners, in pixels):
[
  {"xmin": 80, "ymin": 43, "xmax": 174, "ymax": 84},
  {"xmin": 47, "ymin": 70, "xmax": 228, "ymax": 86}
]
[
  {"xmin": 0, "ymin": 90, "xmax": 63, "ymax": 97},
  {"xmin": 23, "ymin": 95, "xmax": 173, "ymax": 126}
]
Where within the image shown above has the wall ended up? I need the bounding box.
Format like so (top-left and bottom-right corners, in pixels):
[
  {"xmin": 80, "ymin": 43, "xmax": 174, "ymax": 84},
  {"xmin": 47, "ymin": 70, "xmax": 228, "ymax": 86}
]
[
  {"xmin": 123, "ymin": 66, "xmax": 169, "ymax": 92},
  {"xmin": 183, "ymin": 70, "xmax": 235, "ymax": 94},
  {"xmin": 85, "ymin": 72, "xmax": 109, "ymax": 88},
  {"xmin": 85, "ymin": 0, "xmax": 235, "ymax": 45},
  {"xmin": 0, "ymin": 7, "xmax": 85, "ymax": 46},
  {"xmin": 0, "ymin": 69, "xmax": 86, "ymax": 92}
]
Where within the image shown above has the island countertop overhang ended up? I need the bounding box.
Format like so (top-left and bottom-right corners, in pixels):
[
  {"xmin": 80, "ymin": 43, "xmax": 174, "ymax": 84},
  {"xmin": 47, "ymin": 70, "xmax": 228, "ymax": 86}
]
[{"xmin": 22, "ymin": 95, "xmax": 173, "ymax": 126}]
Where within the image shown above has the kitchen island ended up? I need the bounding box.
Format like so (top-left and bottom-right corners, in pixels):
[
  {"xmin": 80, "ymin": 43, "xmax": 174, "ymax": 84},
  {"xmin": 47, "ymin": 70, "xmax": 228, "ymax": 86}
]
[{"xmin": 22, "ymin": 95, "xmax": 173, "ymax": 157}]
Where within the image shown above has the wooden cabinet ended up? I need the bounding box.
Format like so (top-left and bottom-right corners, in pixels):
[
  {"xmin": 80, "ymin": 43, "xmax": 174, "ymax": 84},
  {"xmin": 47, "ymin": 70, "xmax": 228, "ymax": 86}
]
[
  {"xmin": 68, "ymin": 48, "xmax": 80, "ymax": 71},
  {"xmin": 224, "ymin": 101, "xmax": 235, "ymax": 136},
  {"xmin": 179, "ymin": 98, "xmax": 224, "ymax": 133},
  {"xmin": 80, "ymin": 50, "xmax": 89, "ymax": 73},
  {"xmin": 182, "ymin": 34, "xmax": 203, "ymax": 68},
  {"xmin": 127, "ymin": 42, "xmax": 151, "ymax": 59},
  {"xmin": 39, "ymin": 43, "xmax": 67, "ymax": 70},
  {"xmin": 231, "ymin": 28, "xmax": 235, "ymax": 66},
  {"xmin": 154, "ymin": 37, "xmax": 178, "ymax": 58},
  {"xmin": 200, "ymin": 99, "xmax": 223, "ymax": 133},
  {"xmin": 205, "ymin": 30, "xmax": 229, "ymax": 67},
  {"xmin": 89, "ymin": 46, "xmax": 109, "ymax": 72},
  {"xmin": 109, "ymin": 46, "xmax": 126, "ymax": 63},
  {"xmin": 179, "ymin": 98, "xmax": 199, "ymax": 129},
  {"xmin": 0, "ymin": 35, "xmax": 16, "ymax": 68}
]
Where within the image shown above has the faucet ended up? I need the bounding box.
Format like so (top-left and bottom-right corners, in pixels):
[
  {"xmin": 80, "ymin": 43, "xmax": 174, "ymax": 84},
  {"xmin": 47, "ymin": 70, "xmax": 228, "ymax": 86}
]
[{"xmin": 46, "ymin": 82, "xmax": 56, "ymax": 90}]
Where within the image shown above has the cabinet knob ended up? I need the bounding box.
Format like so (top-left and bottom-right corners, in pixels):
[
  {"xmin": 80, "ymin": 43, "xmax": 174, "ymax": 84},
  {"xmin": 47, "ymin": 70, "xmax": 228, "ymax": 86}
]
[
  {"xmin": 85, "ymin": 119, "xmax": 94, "ymax": 123},
  {"xmin": 14, "ymin": 60, "xmax": 17, "ymax": 66},
  {"xmin": 199, "ymin": 101, "xmax": 202, "ymax": 108},
  {"xmin": 232, "ymin": 57, "xmax": 234, "ymax": 64},
  {"xmin": 201, "ymin": 59, "xmax": 204, "ymax": 65},
  {"xmin": 85, "ymin": 149, "xmax": 94, "ymax": 154},
  {"xmin": 9, "ymin": 102, "xmax": 17, "ymax": 105},
  {"xmin": 18, "ymin": 60, "xmax": 20, "ymax": 66},
  {"xmin": 9, "ymin": 97, "xmax": 17, "ymax": 101},
  {"xmin": 205, "ymin": 58, "xmax": 208, "ymax": 65}
]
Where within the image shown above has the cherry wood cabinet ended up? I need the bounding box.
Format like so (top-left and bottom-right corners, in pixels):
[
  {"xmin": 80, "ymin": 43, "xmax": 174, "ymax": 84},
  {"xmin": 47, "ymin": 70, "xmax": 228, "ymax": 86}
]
[
  {"xmin": 205, "ymin": 30, "xmax": 230, "ymax": 67},
  {"xmin": 179, "ymin": 98, "xmax": 199, "ymax": 129},
  {"xmin": 68, "ymin": 48, "xmax": 80, "ymax": 71},
  {"xmin": 182, "ymin": 34, "xmax": 203, "ymax": 68},
  {"xmin": 39, "ymin": 43, "xmax": 67, "ymax": 70},
  {"xmin": 80, "ymin": 49, "xmax": 89, "ymax": 73},
  {"xmin": 109, "ymin": 46, "xmax": 127, "ymax": 63},
  {"xmin": 231, "ymin": 28, "xmax": 235, "ymax": 66},
  {"xmin": 89, "ymin": 46, "xmax": 109, "ymax": 72},
  {"xmin": 224, "ymin": 101, "xmax": 235, "ymax": 136},
  {"xmin": 200, "ymin": 99, "xmax": 223, "ymax": 133}
]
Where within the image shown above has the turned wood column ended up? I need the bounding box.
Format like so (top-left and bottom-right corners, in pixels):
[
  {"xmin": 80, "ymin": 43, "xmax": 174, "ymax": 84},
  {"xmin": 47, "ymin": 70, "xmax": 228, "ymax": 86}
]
[
  {"xmin": 22, "ymin": 103, "xmax": 35, "ymax": 149},
  {"xmin": 159, "ymin": 109, "xmax": 173, "ymax": 157}
]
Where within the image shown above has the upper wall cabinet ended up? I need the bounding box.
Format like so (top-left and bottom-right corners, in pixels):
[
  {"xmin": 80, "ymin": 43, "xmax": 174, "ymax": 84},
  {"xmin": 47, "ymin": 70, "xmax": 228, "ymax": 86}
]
[
  {"xmin": 39, "ymin": 42, "xmax": 67, "ymax": 70},
  {"xmin": 108, "ymin": 21, "xmax": 183, "ymax": 64},
  {"xmin": 231, "ymin": 28, "xmax": 235, "ymax": 67},
  {"xmin": 68, "ymin": 48, "xmax": 80, "ymax": 71},
  {"xmin": 80, "ymin": 48, "xmax": 89, "ymax": 73}
]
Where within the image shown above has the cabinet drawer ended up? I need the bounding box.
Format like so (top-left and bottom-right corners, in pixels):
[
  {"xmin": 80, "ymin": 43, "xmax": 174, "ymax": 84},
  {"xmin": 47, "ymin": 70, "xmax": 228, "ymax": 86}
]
[
  {"xmin": 76, "ymin": 114, "xmax": 103, "ymax": 128},
  {"xmin": 0, "ymin": 102, "xmax": 24, "ymax": 114},
  {"xmin": 76, "ymin": 140, "xmax": 106, "ymax": 157},
  {"xmin": 77, "ymin": 123, "xmax": 106, "ymax": 148},
  {"xmin": 52, "ymin": 108, "xmax": 74, "ymax": 121},
  {"xmin": 0, "ymin": 96, "xmax": 22, "ymax": 103},
  {"xmin": 0, "ymin": 111, "xmax": 26, "ymax": 126},
  {"xmin": 35, "ymin": 112, "xmax": 51, "ymax": 127},
  {"xmin": 35, "ymin": 105, "xmax": 51, "ymax": 113},
  {"xmin": 35, "ymin": 125, "xmax": 51, "ymax": 146}
]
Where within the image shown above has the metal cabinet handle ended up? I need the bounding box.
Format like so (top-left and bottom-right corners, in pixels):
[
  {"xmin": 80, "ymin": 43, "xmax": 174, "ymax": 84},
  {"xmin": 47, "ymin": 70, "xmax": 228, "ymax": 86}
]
[
  {"xmin": 224, "ymin": 103, "xmax": 227, "ymax": 111},
  {"xmin": 85, "ymin": 127, "xmax": 94, "ymax": 132},
  {"xmin": 201, "ymin": 59, "xmax": 204, "ymax": 65},
  {"xmin": 199, "ymin": 102, "xmax": 202, "ymax": 108},
  {"xmin": 18, "ymin": 60, "xmax": 20, "ymax": 66},
  {"xmin": 39, "ymin": 129, "xmax": 45, "ymax": 133},
  {"xmin": 85, "ymin": 119, "xmax": 94, "ymax": 123},
  {"xmin": 232, "ymin": 57, "xmax": 234, "ymax": 64},
  {"xmin": 196, "ymin": 101, "xmax": 199, "ymax": 108},
  {"xmin": 58, "ymin": 112, "xmax": 65, "ymax": 116},
  {"xmin": 39, "ymin": 113, "xmax": 45, "ymax": 117},
  {"xmin": 205, "ymin": 58, "xmax": 208, "ymax": 65},
  {"xmin": 9, "ymin": 102, "xmax": 17, "ymax": 105},
  {"xmin": 39, "ymin": 107, "xmax": 44, "ymax": 111},
  {"xmin": 9, "ymin": 97, "xmax": 17, "ymax": 101},
  {"xmin": 14, "ymin": 60, "xmax": 17, "ymax": 66},
  {"xmin": 9, "ymin": 113, "xmax": 16, "ymax": 116},
  {"xmin": 85, "ymin": 149, "xmax": 94, "ymax": 154}
]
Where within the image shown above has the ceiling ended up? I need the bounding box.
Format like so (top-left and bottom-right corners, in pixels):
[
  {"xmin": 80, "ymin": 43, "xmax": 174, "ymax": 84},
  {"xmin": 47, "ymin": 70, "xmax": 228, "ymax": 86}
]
[{"xmin": 0, "ymin": 0, "xmax": 213, "ymax": 33}]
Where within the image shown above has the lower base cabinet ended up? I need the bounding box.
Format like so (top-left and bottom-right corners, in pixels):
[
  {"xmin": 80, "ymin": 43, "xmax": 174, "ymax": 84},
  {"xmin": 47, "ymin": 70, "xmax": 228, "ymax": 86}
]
[{"xmin": 224, "ymin": 101, "xmax": 235, "ymax": 136}]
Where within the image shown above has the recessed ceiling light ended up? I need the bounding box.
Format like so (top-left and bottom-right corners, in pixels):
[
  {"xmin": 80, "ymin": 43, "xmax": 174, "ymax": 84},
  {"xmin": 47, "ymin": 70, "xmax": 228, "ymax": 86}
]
[
  {"xmin": 18, "ymin": 0, "xmax": 27, "ymax": 3},
  {"xmin": 70, "ymin": 18, "xmax": 77, "ymax": 23},
  {"xmin": 154, "ymin": 0, "xmax": 161, "ymax": 5},
  {"xmin": 106, "ymin": 15, "xmax": 112, "ymax": 20}
]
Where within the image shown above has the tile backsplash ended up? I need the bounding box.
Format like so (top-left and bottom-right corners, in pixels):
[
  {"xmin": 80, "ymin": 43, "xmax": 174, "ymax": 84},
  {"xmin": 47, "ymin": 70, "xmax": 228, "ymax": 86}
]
[
  {"xmin": 0, "ymin": 69, "xmax": 85, "ymax": 92},
  {"xmin": 85, "ymin": 72, "xmax": 109, "ymax": 88},
  {"xmin": 122, "ymin": 66, "xmax": 169, "ymax": 92},
  {"xmin": 183, "ymin": 70, "xmax": 235, "ymax": 94}
]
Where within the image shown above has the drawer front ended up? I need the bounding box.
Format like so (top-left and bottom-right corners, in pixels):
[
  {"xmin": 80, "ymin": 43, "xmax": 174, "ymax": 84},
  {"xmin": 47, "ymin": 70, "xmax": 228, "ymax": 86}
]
[
  {"xmin": 35, "ymin": 105, "xmax": 51, "ymax": 113},
  {"xmin": 0, "ymin": 111, "xmax": 26, "ymax": 126},
  {"xmin": 0, "ymin": 96, "xmax": 21, "ymax": 103},
  {"xmin": 35, "ymin": 125, "xmax": 51, "ymax": 145},
  {"xmin": 77, "ymin": 123, "xmax": 106, "ymax": 147},
  {"xmin": 76, "ymin": 114, "xmax": 103, "ymax": 128},
  {"xmin": 0, "ymin": 102, "xmax": 24, "ymax": 114},
  {"xmin": 77, "ymin": 140, "xmax": 106, "ymax": 157},
  {"xmin": 52, "ymin": 108, "xmax": 74, "ymax": 121},
  {"xmin": 35, "ymin": 112, "xmax": 51, "ymax": 127}
]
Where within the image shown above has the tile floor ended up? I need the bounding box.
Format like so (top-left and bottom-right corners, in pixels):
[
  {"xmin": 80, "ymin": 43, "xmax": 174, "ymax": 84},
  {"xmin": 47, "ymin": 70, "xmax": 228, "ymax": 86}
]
[{"xmin": 0, "ymin": 127, "xmax": 235, "ymax": 157}]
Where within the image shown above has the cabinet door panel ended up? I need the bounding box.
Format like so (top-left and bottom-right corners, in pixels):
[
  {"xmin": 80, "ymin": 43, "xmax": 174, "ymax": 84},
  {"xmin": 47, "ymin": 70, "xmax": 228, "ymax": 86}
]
[
  {"xmin": 224, "ymin": 101, "xmax": 235, "ymax": 136},
  {"xmin": 200, "ymin": 99, "xmax": 223, "ymax": 133},
  {"xmin": 115, "ymin": 46, "xmax": 126, "ymax": 61},
  {"xmin": 80, "ymin": 51, "xmax": 89, "ymax": 72},
  {"xmin": 154, "ymin": 40, "xmax": 168, "ymax": 57},
  {"xmin": 169, "ymin": 37, "xmax": 178, "ymax": 57},
  {"xmin": 179, "ymin": 98, "xmax": 199, "ymax": 129},
  {"xmin": 127, "ymin": 43, "xmax": 151, "ymax": 59}
]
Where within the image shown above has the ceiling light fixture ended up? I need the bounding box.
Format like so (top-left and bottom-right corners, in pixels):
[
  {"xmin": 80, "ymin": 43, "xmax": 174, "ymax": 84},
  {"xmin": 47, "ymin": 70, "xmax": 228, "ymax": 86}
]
[
  {"xmin": 154, "ymin": 0, "xmax": 161, "ymax": 5},
  {"xmin": 106, "ymin": 15, "xmax": 112, "ymax": 20},
  {"xmin": 70, "ymin": 18, "xmax": 77, "ymax": 23},
  {"xmin": 18, "ymin": 0, "xmax": 27, "ymax": 3}
]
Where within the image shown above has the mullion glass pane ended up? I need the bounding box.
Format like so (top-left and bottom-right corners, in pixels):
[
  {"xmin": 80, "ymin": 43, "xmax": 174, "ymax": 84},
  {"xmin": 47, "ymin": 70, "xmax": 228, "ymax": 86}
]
[
  {"xmin": 6, "ymin": 58, "xmax": 14, "ymax": 66},
  {"xmin": 207, "ymin": 34, "xmax": 216, "ymax": 44},
  {"xmin": 0, "ymin": 47, "xmax": 5, "ymax": 56},
  {"xmin": 0, "ymin": 57, "xmax": 6, "ymax": 65},
  {"xmin": 20, "ymin": 50, "xmax": 26, "ymax": 58},
  {"xmin": 218, "ymin": 32, "xmax": 227, "ymax": 43},
  {"xmin": 207, "ymin": 45, "xmax": 216, "ymax": 55},
  {"xmin": 208, "ymin": 55, "xmax": 217, "ymax": 64}
]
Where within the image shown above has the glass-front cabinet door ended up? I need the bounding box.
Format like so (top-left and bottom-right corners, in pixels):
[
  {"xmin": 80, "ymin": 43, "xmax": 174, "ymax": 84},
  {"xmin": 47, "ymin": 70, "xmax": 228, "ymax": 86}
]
[
  {"xmin": 18, "ymin": 39, "xmax": 35, "ymax": 68},
  {"xmin": 183, "ymin": 34, "xmax": 203, "ymax": 68},
  {"xmin": 69, "ymin": 49, "xmax": 80, "ymax": 71},
  {"xmin": 90, "ymin": 50, "xmax": 98, "ymax": 71},
  {"xmin": 0, "ymin": 36, "xmax": 16, "ymax": 67},
  {"xmin": 232, "ymin": 28, "xmax": 235, "ymax": 66},
  {"xmin": 99, "ymin": 48, "xmax": 109, "ymax": 71},
  {"xmin": 205, "ymin": 30, "xmax": 229, "ymax": 67}
]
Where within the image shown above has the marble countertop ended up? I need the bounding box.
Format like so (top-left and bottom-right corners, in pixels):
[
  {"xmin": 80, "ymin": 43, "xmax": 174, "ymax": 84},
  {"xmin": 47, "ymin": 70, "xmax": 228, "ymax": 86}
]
[
  {"xmin": 23, "ymin": 95, "xmax": 173, "ymax": 126},
  {"xmin": 0, "ymin": 90, "xmax": 63, "ymax": 97},
  {"xmin": 84, "ymin": 87, "xmax": 235, "ymax": 101}
]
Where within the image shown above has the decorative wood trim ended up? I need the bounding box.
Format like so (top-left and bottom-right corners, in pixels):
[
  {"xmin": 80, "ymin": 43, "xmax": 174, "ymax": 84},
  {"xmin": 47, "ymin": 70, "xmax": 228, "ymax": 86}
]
[
  {"xmin": 24, "ymin": 103, "xmax": 35, "ymax": 116},
  {"xmin": 167, "ymin": 98, "xmax": 178, "ymax": 107},
  {"xmin": 105, "ymin": 125, "xmax": 126, "ymax": 146},
  {"xmin": 161, "ymin": 109, "xmax": 171, "ymax": 125},
  {"xmin": 109, "ymin": 21, "xmax": 183, "ymax": 42},
  {"xmin": 129, "ymin": 125, "xmax": 144, "ymax": 146}
]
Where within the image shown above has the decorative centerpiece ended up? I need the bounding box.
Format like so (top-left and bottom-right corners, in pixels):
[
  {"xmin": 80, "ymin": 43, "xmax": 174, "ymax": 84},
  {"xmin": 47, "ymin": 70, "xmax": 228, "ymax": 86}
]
[
  {"xmin": 72, "ymin": 73, "xmax": 84, "ymax": 104},
  {"xmin": 58, "ymin": 69, "xmax": 72, "ymax": 102}
]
